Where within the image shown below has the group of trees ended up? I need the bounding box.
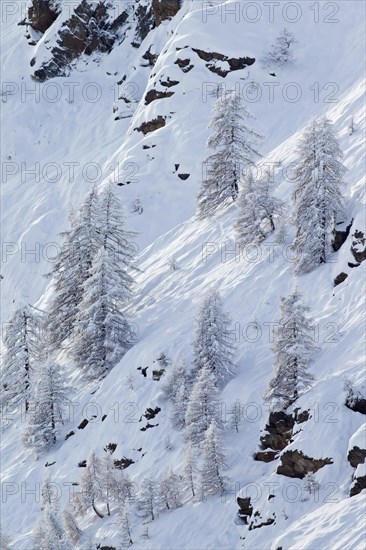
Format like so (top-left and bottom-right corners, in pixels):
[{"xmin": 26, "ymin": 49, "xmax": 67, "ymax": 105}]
[
  {"xmin": 48, "ymin": 183, "xmax": 137, "ymax": 379},
  {"xmin": 46, "ymin": 450, "xmax": 185, "ymax": 548},
  {"xmin": 195, "ymin": 80, "xmax": 346, "ymax": 413},
  {"xmin": 2, "ymin": 184, "xmax": 137, "ymax": 454},
  {"xmin": 163, "ymin": 289, "xmax": 234, "ymax": 500},
  {"xmin": 197, "ymin": 37, "xmax": 346, "ymax": 277},
  {"xmin": 33, "ymin": 477, "xmax": 80, "ymax": 549}
]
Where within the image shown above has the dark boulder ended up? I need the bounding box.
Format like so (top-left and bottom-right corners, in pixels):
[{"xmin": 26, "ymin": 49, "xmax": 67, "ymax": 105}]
[
  {"xmin": 277, "ymin": 450, "xmax": 333, "ymax": 479},
  {"xmin": 135, "ymin": 116, "xmax": 166, "ymax": 134},
  {"xmin": 145, "ymin": 89, "xmax": 174, "ymax": 105},
  {"xmin": 347, "ymin": 446, "xmax": 366, "ymax": 468},
  {"xmin": 334, "ymin": 272, "xmax": 348, "ymax": 286}
]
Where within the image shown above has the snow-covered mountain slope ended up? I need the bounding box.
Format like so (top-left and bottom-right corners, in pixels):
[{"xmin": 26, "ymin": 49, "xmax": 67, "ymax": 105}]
[{"xmin": 1, "ymin": 1, "xmax": 366, "ymax": 548}]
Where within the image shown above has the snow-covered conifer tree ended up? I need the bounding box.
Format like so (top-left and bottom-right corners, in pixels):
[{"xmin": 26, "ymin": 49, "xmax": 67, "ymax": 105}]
[
  {"xmin": 292, "ymin": 117, "xmax": 346, "ymax": 274},
  {"xmin": 79, "ymin": 450, "xmax": 105, "ymax": 518},
  {"xmin": 119, "ymin": 502, "xmax": 133, "ymax": 548},
  {"xmin": 183, "ymin": 445, "xmax": 197, "ymax": 497},
  {"xmin": 23, "ymin": 364, "xmax": 72, "ymax": 453},
  {"xmin": 34, "ymin": 508, "xmax": 71, "ymax": 550},
  {"xmin": 197, "ymin": 90, "xmax": 262, "ymax": 217},
  {"xmin": 162, "ymin": 359, "xmax": 190, "ymax": 430},
  {"xmin": 193, "ymin": 289, "xmax": 235, "ymax": 385},
  {"xmin": 264, "ymin": 28, "xmax": 297, "ymax": 66},
  {"xmin": 303, "ymin": 473, "xmax": 320, "ymax": 496},
  {"xmin": 229, "ymin": 400, "xmax": 243, "ymax": 433},
  {"xmin": 136, "ymin": 477, "xmax": 157, "ymax": 522},
  {"xmin": 199, "ymin": 421, "xmax": 227, "ymax": 499},
  {"xmin": 62, "ymin": 509, "xmax": 82, "ymax": 545},
  {"xmin": 158, "ymin": 470, "xmax": 182, "ymax": 512},
  {"xmin": 47, "ymin": 187, "xmax": 100, "ymax": 350},
  {"xmin": 42, "ymin": 476, "xmax": 60, "ymax": 513},
  {"xmin": 235, "ymin": 168, "xmax": 284, "ymax": 247},
  {"xmin": 185, "ymin": 363, "xmax": 221, "ymax": 446},
  {"xmin": 265, "ymin": 291, "xmax": 319, "ymax": 410},
  {"xmin": 71, "ymin": 184, "xmax": 137, "ymax": 380},
  {"xmin": 103, "ymin": 451, "xmax": 117, "ymax": 516},
  {"xmin": 113, "ymin": 468, "xmax": 134, "ymax": 505},
  {"xmin": 235, "ymin": 169, "xmax": 266, "ymax": 246},
  {"xmin": 2, "ymin": 305, "xmax": 43, "ymax": 411}
]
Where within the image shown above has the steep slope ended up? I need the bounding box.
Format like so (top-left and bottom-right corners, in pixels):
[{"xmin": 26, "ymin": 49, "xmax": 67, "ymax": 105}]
[{"xmin": 1, "ymin": 1, "xmax": 366, "ymax": 548}]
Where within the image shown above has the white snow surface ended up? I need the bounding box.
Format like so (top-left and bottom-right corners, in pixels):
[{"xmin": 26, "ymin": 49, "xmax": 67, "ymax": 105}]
[{"xmin": 1, "ymin": 1, "xmax": 366, "ymax": 548}]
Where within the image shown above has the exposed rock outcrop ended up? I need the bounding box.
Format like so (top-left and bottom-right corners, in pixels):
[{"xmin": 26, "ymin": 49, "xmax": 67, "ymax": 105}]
[
  {"xmin": 350, "ymin": 475, "xmax": 366, "ymax": 497},
  {"xmin": 114, "ymin": 457, "xmax": 135, "ymax": 470},
  {"xmin": 135, "ymin": 116, "xmax": 167, "ymax": 134},
  {"xmin": 28, "ymin": 0, "xmax": 61, "ymax": 33},
  {"xmin": 145, "ymin": 89, "xmax": 175, "ymax": 105},
  {"xmin": 192, "ymin": 48, "xmax": 255, "ymax": 77},
  {"xmin": 160, "ymin": 77, "xmax": 180, "ymax": 87},
  {"xmin": 134, "ymin": 2, "xmax": 155, "ymax": 45},
  {"xmin": 333, "ymin": 220, "xmax": 352, "ymax": 251},
  {"xmin": 351, "ymin": 230, "xmax": 366, "ymax": 265},
  {"xmin": 237, "ymin": 496, "xmax": 253, "ymax": 523},
  {"xmin": 259, "ymin": 411, "xmax": 295, "ymax": 451},
  {"xmin": 253, "ymin": 450, "xmax": 279, "ymax": 463},
  {"xmin": 345, "ymin": 387, "xmax": 366, "ymax": 415},
  {"xmin": 277, "ymin": 450, "xmax": 333, "ymax": 479},
  {"xmin": 175, "ymin": 58, "xmax": 194, "ymax": 73},
  {"xmin": 152, "ymin": 0, "xmax": 181, "ymax": 26},
  {"xmin": 142, "ymin": 46, "xmax": 159, "ymax": 68},
  {"xmin": 334, "ymin": 272, "xmax": 348, "ymax": 286},
  {"xmin": 348, "ymin": 446, "xmax": 366, "ymax": 468},
  {"xmin": 32, "ymin": 0, "xmax": 129, "ymax": 81}
]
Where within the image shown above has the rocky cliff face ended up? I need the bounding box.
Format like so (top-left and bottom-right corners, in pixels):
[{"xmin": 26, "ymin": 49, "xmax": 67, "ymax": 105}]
[
  {"xmin": 26, "ymin": 0, "xmax": 183, "ymax": 81},
  {"xmin": 27, "ymin": 0, "xmax": 61, "ymax": 33},
  {"xmin": 152, "ymin": 0, "xmax": 181, "ymax": 26}
]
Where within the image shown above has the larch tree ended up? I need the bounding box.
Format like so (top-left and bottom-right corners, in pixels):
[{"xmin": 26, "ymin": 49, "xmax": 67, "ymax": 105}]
[
  {"xmin": 71, "ymin": 184, "xmax": 137, "ymax": 380},
  {"xmin": 162, "ymin": 359, "xmax": 190, "ymax": 430},
  {"xmin": 62, "ymin": 509, "xmax": 82, "ymax": 546},
  {"xmin": 2, "ymin": 305, "xmax": 43, "ymax": 411},
  {"xmin": 113, "ymin": 468, "xmax": 134, "ymax": 505},
  {"xmin": 47, "ymin": 187, "xmax": 100, "ymax": 350},
  {"xmin": 34, "ymin": 507, "xmax": 71, "ymax": 550},
  {"xmin": 78, "ymin": 450, "xmax": 105, "ymax": 518},
  {"xmin": 235, "ymin": 167, "xmax": 284, "ymax": 247},
  {"xmin": 23, "ymin": 363, "xmax": 72, "ymax": 453},
  {"xmin": 197, "ymin": 89, "xmax": 262, "ymax": 217},
  {"xmin": 229, "ymin": 399, "xmax": 243, "ymax": 433},
  {"xmin": 264, "ymin": 290, "xmax": 319, "ymax": 410},
  {"xmin": 183, "ymin": 444, "xmax": 197, "ymax": 497},
  {"xmin": 185, "ymin": 363, "xmax": 221, "ymax": 446},
  {"xmin": 193, "ymin": 289, "xmax": 235, "ymax": 385},
  {"xmin": 136, "ymin": 477, "xmax": 158, "ymax": 522},
  {"xmin": 158, "ymin": 470, "xmax": 182, "ymax": 512},
  {"xmin": 42, "ymin": 475, "xmax": 60, "ymax": 513},
  {"xmin": 292, "ymin": 117, "xmax": 346, "ymax": 274},
  {"xmin": 119, "ymin": 502, "xmax": 133, "ymax": 549},
  {"xmin": 264, "ymin": 28, "xmax": 297, "ymax": 66},
  {"xmin": 199, "ymin": 420, "xmax": 227, "ymax": 499}
]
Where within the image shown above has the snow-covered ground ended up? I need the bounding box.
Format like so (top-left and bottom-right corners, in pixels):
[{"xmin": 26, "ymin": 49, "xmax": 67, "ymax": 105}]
[{"xmin": 1, "ymin": 1, "xmax": 365, "ymax": 548}]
